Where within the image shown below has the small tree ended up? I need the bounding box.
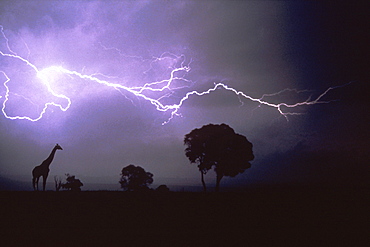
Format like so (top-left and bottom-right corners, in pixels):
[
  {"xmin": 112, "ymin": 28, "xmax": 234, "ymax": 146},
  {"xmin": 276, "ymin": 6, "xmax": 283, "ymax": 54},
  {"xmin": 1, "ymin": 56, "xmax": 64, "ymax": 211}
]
[
  {"xmin": 119, "ymin": 165, "xmax": 153, "ymax": 192},
  {"xmin": 62, "ymin": 174, "xmax": 83, "ymax": 191},
  {"xmin": 54, "ymin": 175, "xmax": 62, "ymax": 191}
]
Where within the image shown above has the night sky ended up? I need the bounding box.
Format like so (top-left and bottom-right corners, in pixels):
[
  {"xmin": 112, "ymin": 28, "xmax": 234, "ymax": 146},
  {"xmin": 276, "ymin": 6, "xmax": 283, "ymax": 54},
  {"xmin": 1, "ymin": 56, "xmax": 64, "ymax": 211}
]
[{"xmin": 0, "ymin": 1, "xmax": 368, "ymax": 191}]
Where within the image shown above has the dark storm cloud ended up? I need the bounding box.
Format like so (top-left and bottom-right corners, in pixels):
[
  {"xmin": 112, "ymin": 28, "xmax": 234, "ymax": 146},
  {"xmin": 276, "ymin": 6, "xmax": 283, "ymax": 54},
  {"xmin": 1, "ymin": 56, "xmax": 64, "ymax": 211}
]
[{"xmin": 0, "ymin": 1, "xmax": 368, "ymax": 190}]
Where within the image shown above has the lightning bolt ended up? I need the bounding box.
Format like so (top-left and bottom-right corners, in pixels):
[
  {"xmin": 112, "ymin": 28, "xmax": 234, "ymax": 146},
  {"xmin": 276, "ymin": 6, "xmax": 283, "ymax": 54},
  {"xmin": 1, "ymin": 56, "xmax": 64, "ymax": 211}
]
[{"xmin": 0, "ymin": 25, "xmax": 349, "ymax": 124}]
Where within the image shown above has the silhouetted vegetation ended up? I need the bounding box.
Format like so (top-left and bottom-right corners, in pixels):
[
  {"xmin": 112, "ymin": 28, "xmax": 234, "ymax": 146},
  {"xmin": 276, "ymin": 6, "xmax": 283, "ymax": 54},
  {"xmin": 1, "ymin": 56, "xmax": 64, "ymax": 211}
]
[
  {"xmin": 156, "ymin": 184, "xmax": 170, "ymax": 192},
  {"xmin": 61, "ymin": 174, "xmax": 83, "ymax": 191},
  {"xmin": 119, "ymin": 164, "xmax": 153, "ymax": 191},
  {"xmin": 54, "ymin": 175, "xmax": 62, "ymax": 191},
  {"xmin": 184, "ymin": 123, "xmax": 254, "ymax": 192}
]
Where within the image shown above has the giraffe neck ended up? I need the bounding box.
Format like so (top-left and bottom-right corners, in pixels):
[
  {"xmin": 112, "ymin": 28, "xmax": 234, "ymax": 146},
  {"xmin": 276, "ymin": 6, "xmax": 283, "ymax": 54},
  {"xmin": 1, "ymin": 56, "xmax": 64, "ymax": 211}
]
[{"xmin": 42, "ymin": 147, "xmax": 58, "ymax": 168}]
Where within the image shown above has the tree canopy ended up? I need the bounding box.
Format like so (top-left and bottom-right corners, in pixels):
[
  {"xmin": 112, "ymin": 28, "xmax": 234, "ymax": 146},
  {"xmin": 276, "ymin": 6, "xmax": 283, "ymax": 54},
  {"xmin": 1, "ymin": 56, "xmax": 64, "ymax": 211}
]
[
  {"xmin": 119, "ymin": 165, "xmax": 154, "ymax": 192},
  {"xmin": 184, "ymin": 123, "xmax": 254, "ymax": 191},
  {"xmin": 61, "ymin": 174, "xmax": 83, "ymax": 191}
]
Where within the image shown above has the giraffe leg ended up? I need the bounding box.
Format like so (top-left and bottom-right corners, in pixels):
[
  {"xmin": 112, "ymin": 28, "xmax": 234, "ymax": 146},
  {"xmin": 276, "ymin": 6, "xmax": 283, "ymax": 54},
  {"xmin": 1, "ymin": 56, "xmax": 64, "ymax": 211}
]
[
  {"xmin": 42, "ymin": 175, "xmax": 48, "ymax": 191},
  {"xmin": 35, "ymin": 177, "xmax": 40, "ymax": 191},
  {"xmin": 32, "ymin": 177, "xmax": 36, "ymax": 190}
]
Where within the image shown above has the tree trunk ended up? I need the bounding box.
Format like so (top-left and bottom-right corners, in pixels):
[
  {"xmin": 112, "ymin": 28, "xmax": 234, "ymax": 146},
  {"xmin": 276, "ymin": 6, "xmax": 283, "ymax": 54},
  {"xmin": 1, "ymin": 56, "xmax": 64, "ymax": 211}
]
[
  {"xmin": 201, "ymin": 171, "xmax": 207, "ymax": 192},
  {"xmin": 215, "ymin": 174, "xmax": 223, "ymax": 192}
]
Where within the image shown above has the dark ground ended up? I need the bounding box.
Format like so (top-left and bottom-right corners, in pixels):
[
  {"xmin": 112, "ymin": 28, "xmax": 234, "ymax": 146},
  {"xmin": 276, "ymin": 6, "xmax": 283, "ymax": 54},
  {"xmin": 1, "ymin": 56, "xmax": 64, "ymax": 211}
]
[{"xmin": 0, "ymin": 187, "xmax": 368, "ymax": 246}]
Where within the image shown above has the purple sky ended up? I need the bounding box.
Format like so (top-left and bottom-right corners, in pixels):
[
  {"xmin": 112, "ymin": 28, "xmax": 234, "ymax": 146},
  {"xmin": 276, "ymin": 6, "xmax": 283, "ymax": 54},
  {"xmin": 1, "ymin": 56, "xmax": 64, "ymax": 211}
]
[{"xmin": 0, "ymin": 1, "xmax": 368, "ymax": 191}]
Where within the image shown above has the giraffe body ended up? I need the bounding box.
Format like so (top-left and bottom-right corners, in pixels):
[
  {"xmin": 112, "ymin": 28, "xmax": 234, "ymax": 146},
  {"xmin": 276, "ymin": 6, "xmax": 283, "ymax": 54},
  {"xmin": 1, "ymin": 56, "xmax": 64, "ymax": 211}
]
[{"xmin": 32, "ymin": 144, "xmax": 63, "ymax": 191}]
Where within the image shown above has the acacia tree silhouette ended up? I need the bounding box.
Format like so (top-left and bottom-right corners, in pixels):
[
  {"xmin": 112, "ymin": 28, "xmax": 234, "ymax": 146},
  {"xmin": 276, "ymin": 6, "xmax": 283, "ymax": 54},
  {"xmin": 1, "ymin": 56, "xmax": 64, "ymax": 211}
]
[
  {"xmin": 119, "ymin": 165, "xmax": 154, "ymax": 192},
  {"xmin": 184, "ymin": 123, "xmax": 254, "ymax": 192}
]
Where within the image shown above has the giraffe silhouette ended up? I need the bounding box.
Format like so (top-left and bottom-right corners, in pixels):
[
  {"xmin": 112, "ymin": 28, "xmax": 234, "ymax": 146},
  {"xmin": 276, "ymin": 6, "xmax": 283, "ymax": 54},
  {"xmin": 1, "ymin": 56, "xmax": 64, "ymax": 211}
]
[{"xmin": 32, "ymin": 144, "xmax": 63, "ymax": 191}]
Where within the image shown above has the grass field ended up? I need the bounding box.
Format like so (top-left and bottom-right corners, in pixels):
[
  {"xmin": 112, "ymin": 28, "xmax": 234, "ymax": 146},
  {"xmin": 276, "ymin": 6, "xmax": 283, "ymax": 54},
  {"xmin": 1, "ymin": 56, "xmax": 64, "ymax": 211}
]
[{"xmin": 0, "ymin": 187, "xmax": 367, "ymax": 246}]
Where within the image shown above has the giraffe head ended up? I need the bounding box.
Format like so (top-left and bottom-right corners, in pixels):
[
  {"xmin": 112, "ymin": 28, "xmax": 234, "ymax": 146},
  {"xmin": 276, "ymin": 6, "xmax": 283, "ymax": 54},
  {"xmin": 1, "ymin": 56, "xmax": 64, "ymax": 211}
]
[{"xmin": 55, "ymin": 143, "xmax": 63, "ymax": 150}]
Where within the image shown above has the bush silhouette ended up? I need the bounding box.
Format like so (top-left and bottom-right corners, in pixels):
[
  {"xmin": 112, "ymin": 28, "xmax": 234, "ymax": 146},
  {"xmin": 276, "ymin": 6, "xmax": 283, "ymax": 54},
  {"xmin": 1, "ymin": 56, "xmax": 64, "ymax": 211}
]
[
  {"xmin": 61, "ymin": 174, "xmax": 83, "ymax": 191},
  {"xmin": 156, "ymin": 184, "xmax": 170, "ymax": 192}
]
